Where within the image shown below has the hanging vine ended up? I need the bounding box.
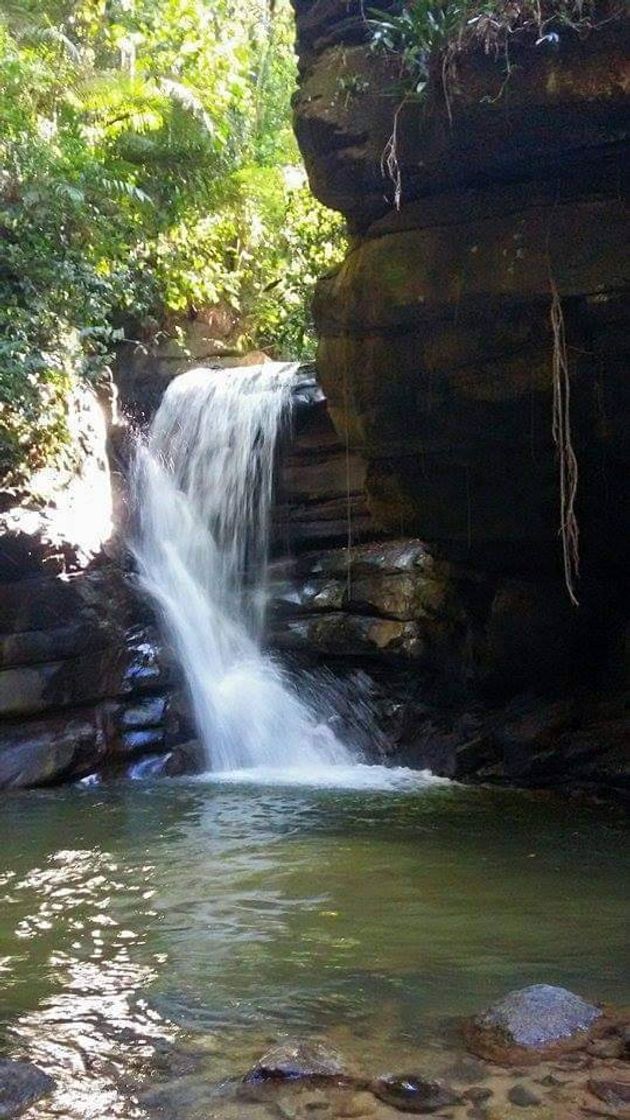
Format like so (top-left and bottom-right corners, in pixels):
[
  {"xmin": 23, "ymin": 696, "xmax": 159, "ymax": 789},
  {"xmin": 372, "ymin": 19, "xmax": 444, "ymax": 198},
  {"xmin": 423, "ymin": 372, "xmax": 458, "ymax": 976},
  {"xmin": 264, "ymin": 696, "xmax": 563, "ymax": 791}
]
[{"xmin": 549, "ymin": 277, "xmax": 580, "ymax": 606}]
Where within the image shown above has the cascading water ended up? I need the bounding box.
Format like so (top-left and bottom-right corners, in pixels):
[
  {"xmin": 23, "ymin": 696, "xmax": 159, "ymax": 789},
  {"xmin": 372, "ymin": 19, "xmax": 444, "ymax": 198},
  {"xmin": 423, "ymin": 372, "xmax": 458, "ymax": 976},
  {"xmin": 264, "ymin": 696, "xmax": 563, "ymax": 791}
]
[
  {"xmin": 132, "ymin": 363, "xmax": 351, "ymax": 775},
  {"xmin": 132, "ymin": 362, "xmax": 443, "ymax": 790}
]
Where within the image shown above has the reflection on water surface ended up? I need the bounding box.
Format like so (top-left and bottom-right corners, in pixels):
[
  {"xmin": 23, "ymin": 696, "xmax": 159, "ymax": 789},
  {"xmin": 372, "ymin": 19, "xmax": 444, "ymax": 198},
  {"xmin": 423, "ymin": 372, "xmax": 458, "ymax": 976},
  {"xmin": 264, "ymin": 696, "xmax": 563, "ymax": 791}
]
[{"xmin": 0, "ymin": 781, "xmax": 627, "ymax": 1118}]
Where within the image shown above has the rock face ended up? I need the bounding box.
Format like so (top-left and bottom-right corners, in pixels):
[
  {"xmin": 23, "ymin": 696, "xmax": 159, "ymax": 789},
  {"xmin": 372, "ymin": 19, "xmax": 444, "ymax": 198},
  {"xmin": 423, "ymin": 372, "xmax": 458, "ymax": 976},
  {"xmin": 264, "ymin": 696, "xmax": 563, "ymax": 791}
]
[
  {"xmin": 0, "ymin": 386, "xmax": 189, "ymax": 789},
  {"xmin": 274, "ymin": 369, "xmax": 377, "ymax": 552},
  {"xmin": 267, "ymin": 386, "xmax": 628, "ymax": 794},
  {"xmin": 284, "ymin": 0, "xmax": 630, "ymax": 791},
  {"xmin": 0, "ymin": 552, "xmax": 185, "ymax": 788},
  {"xmin": 293, "ymin": 1, "xmax": 629, "ymax": 569},
  {"xmin": 464, "ymin": 985, "xmax": 603, "ymax": 1064},
  {"xmin": 292, "ymin": 1, "xmax": 629, "ymax": 229}
]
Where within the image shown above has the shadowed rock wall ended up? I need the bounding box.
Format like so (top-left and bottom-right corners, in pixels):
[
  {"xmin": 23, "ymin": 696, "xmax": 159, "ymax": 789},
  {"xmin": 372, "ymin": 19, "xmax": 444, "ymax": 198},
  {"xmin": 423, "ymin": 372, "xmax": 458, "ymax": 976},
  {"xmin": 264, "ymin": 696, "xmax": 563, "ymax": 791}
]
[
  {"xmin": 292, "ymin": 1, "xmax": 629, "ymax": 571},
  {"xmin": 284, "ymin": 0, "xmax": 629, "ymax": 793}
]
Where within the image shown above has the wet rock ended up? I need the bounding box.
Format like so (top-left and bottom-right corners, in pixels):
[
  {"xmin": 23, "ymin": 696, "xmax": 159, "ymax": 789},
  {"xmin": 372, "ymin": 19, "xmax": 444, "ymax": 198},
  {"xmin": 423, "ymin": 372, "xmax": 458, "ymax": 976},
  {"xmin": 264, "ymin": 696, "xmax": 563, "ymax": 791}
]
[
  {"xmin": 121, "ymin": 625, "xmax": 170, "ymax": 693},
  {"xmin": 336, "ymin": 1091, "xmax": 376, "ymax": 1117},
  {"xmin": 0, "ymin": 1058, "xmax": 55, "ymax": 1117},
  {"xmin": 464, "ymin": 985, "xmax": 602, "ymax": 1063},
  {"xmin": 119, "ymin": 727, "xmax": 166, "ymax": 757},
  {"xmin": 163, "ymin": 739, "xmax": 204, "ymax": 776},
  {"xmin": 237, "ymin": 1080, "xmax": 277, "ymax": 1104},
  {"xmin": 245, "ymin": 1041, "xmax": 350, "ymax": 1085},
  {"xmin": 588, "ymin": 1036, "xmax": 624, "ymax": 1060},
  {"xmin": 463, "ymin": 1086, "xmax": 493, "ymax": 1103},
  {"xmin": 442, "ymin": 1057, "xmax": 490, "ymax": 1084},
  {"xmin": 271, "ymin": 613, "xmax": 426, "ymax": 660},
  {"xmin": 274, "ymin": 379, "xmax": 375, "ymax": 553},
  {"xmin": 120, "ymin": 695, "xmax": 168, "ymax": 729},
  {"xmin": 554, "ymin": 1052, "xmax": 591, "ymax": 1070},
  {"xmin": 302, "ymin": 1089, "xmax": 332, "ymax": 1112},
  {"xmin": 139, "ymin": 1075, "xmax": 232, "ymax": 1114},
  {"xmin": 371, "ymin": 1074, "xmax": 461, "ymax": 1113},
  {"xmin": 0, "ymin": 710, "xmax": 107, "ymax": 789},
  {"xmin": 276, "ymin": 1100, "xmax": 299, "ymax": 1120},
  {"xmin": 588, "ymin": 1078, "xmax": 630, "ymax": 1108},
  {"xmin": 485, "ymin": 1110, "xmax": 555, "ymax": 1120},
  {"xmin": 149, "ymin": 1039, "xmax": 202, "ymax": 1078},
  {"xmin": 536, "ymin": 1074, "xmax": 564, "ymax": 1087},
  {"xmin": 507, "ymin": 1084, "xmax": 541, "ymax": 1107}
]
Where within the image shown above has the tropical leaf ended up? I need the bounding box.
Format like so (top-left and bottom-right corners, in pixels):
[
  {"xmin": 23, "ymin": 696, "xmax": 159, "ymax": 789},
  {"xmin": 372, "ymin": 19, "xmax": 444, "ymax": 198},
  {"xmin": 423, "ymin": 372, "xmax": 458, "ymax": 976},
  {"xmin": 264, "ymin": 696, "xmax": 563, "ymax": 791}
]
[{"xmin": 159, "ymin": 78, "xmax": 214, "ymax": 133}]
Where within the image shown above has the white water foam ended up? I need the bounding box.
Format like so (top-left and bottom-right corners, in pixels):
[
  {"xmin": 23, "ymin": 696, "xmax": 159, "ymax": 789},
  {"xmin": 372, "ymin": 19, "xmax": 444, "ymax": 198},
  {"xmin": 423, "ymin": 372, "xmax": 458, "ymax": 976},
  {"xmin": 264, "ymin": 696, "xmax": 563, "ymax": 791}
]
[{"xmin": 200, "ymin": 764, "xmax": 449, "ymax": 792}]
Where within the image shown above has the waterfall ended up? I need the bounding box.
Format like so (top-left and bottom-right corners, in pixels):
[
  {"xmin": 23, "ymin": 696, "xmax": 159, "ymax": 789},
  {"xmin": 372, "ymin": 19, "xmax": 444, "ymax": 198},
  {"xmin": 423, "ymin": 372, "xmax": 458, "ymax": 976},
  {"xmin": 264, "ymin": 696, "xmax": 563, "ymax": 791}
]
[{"xmin": 131, "ymin": 363, "xmax": 352, "ymax": 775}]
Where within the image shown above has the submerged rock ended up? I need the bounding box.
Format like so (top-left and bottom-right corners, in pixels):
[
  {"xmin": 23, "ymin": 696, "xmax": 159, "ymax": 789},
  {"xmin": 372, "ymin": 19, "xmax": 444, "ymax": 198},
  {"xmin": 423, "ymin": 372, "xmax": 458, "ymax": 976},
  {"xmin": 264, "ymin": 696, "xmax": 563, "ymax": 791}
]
[
  {"xmin": 0, "ymin": 1059, "xmax": 55, "ymax": 1118},
  {"xmin": 462, "ymin": 1086, "xmax": 493, "ymax": 1104},
  {"xmin": 588, "ymin": 1077, "xmax": 630, "ymax": 1108},
  {"xmin": 508, "ymin": 1083, "xmax": 541, "ymax": 1107},
  {"xmin": 464, "ymin": 984, "xmax": 602, "ymax": 1063},
  {"xmin": 336, "ymin": 1090, "xmax": 377, "ymax": 1117},
  {"xmin": 244, "ymin": 1040, "xmax": 350, "ymax": 1085},
  {"xmin": 371, "ymin": 1074, "xmax": 460, "ymax": 1113}
]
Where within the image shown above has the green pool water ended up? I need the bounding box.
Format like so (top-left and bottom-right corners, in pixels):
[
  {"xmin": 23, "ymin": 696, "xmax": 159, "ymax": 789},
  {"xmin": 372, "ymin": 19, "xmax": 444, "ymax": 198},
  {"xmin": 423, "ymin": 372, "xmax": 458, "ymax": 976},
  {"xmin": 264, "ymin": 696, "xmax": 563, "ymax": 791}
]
[{"xmin": 0, "ymin": 779, "xmax": 627, "ymax": 1118}]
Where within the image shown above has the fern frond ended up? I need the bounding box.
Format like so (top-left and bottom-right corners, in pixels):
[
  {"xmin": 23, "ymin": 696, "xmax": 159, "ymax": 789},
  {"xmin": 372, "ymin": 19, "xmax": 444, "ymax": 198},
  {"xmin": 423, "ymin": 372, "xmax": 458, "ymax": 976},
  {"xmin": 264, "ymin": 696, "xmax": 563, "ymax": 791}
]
[
  {"xmin": 98, "ymin": 177, "xmax": 153, "ymax": 205},
  {"xmin": 159, "ymin": 78, "xmax": 214, "ymax": 133}
]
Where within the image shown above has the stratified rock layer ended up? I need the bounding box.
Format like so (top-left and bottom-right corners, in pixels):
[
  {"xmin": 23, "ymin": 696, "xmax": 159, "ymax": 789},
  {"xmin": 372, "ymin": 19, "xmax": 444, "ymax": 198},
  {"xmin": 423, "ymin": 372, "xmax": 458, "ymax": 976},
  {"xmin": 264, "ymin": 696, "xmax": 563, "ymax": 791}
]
[
  {"xmin": 0, "ymin": 386, "xmax": 189, "ymax": 788},
  {"xmin": 289, "ymin": 0, "xmax": 630, "ymax": 789},
  {"xmin": 292, "ymin": 1, "xmax": 630, "ymax": 567},
  {"xmin": 0, "ymin": 556, "xmax": 183, "ymax": 788},
  {"xmin": 292, "ymin": 2, "xmax": 629, "ymax": 229}
]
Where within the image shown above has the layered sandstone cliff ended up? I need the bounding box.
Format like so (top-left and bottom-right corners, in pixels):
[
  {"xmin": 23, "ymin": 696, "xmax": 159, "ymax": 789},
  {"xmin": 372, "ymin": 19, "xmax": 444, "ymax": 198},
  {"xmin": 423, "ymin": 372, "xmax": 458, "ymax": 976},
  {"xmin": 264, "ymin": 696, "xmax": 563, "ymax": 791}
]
[{"xmin": 284, "ymin": 0, "xmax": 629, "ymax": 791}]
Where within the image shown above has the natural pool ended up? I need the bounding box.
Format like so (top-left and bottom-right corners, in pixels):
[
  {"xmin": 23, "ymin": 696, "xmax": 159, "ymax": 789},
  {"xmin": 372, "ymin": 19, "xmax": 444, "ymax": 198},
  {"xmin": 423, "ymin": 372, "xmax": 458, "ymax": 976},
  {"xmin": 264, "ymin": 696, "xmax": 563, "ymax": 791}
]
[{"xmin": 0, "ymin": 778, "xmax": 628, "ymax": 1119}]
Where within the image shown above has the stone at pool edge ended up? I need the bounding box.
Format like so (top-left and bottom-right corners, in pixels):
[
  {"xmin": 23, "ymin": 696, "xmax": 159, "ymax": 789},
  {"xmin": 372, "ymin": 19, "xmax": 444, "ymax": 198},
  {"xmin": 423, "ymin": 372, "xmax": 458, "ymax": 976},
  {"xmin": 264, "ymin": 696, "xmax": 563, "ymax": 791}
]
[
  {"xmin": 371, "ymin": 1074, "xmax": 461, "ymax": 1113},
  {"xmin": 463, "ymin": 984, "xmax": 603, "ymax": 1064},
  {"xmin": 244, "ymin": 1040, "xmax": 353, "ymax": 1085},
  {"xmin": 0, "ymin": 1059, "xmax": 55, "ymax": 1118},
  {"xmin": 507, "ymin": 1083, "xmax": 542, "ymax": 1107}
]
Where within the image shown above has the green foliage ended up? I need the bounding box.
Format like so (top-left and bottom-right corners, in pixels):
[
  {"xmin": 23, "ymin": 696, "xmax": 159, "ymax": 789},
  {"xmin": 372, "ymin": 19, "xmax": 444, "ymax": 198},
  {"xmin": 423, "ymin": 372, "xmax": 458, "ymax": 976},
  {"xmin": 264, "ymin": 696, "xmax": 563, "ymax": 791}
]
[
  {"xmin": 369, "ymin": 0, "xmax": 470, "ymax": 96},
  {"xmin": 256, "ymin": 182, "xmax": 347, "ymax": 356},
  {"xmin": 0, "ymin": 0, "xmax": 345, "ymax": 480}
]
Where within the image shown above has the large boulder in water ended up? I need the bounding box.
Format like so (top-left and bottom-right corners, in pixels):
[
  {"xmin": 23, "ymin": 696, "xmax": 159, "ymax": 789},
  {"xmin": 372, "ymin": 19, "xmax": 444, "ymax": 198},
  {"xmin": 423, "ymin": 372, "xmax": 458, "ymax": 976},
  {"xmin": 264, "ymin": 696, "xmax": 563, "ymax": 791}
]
[
  {"xmin": 464, "ymin": 984, "xmax": 603, "ymax": 1064},
  {"xmin": 244, "ymin": 1040, "xmax": 351, "ymax": 1084},
  {"xmin": 0, "ymin": 1059, "xmax": 55, "ymax": 1117}
]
